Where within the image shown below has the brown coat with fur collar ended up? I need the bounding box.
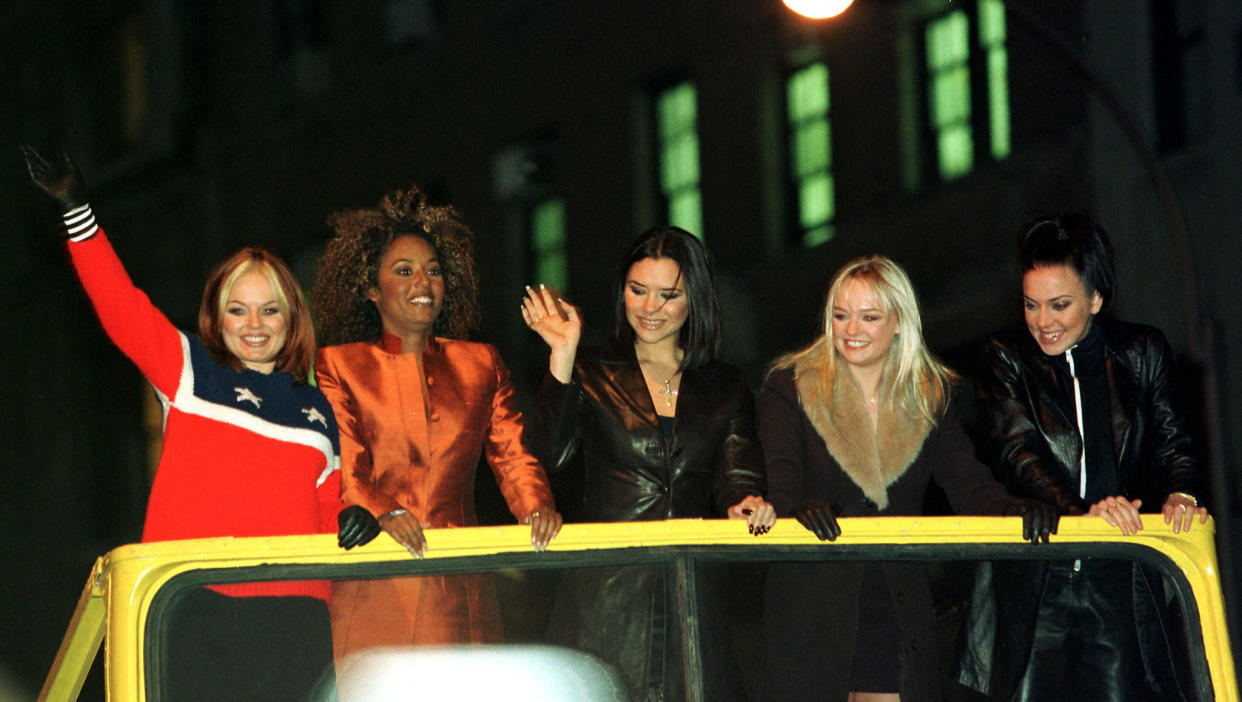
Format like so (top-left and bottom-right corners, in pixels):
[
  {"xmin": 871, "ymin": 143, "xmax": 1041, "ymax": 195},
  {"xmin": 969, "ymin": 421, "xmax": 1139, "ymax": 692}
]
[{"xmin": 758, "ymin": 366, "xmax": 1015, "ymax": 702}]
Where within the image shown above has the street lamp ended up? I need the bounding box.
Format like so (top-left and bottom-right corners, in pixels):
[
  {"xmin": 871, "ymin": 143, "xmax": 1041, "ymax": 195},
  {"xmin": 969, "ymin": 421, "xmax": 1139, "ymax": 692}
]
[{"xmin": 783, "ymin": 0, "xmax": 854, "ymax": 20}]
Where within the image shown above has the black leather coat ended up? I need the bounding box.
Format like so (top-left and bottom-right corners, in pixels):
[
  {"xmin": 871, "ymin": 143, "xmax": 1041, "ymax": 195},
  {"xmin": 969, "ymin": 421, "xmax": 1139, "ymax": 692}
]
[
  {"xmin": 531, "ymin": 339, "xmax": 764, "ymax": 701},
  {"xmin": 531, "ymin": 339, "xmax": 765, "ymax": 521},
  {"xmin": 958, "ymin": 317, "xmax": 1201, "ymax": 699},
  {"xmin": 976, "ymin": 317, "xmax": 1202, "ymax": 513}
]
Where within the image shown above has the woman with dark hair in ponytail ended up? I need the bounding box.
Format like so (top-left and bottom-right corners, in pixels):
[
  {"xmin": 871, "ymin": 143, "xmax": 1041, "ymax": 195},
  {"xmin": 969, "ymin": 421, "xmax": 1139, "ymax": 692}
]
[
  {"xmin": 967, "ymin": 211, "xmax": 1207, "ymax": 701},
  {"xmin": 522, "ymin": 226, "xmax": 774, "ymax": 701}
]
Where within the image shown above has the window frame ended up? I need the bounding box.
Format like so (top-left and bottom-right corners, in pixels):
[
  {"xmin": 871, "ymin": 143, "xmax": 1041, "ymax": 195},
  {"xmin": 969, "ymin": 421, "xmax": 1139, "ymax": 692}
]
[
  {"xmin": 917, "ymin": 0, "xmax": 1011, "ymax": 183},
  {"xmin": 783, "ymin": 60, "xmax": 837, "ymax": 248},
  {"xmin": 652, "ymin": 78, "xmax": 704, "ymax": 238}
]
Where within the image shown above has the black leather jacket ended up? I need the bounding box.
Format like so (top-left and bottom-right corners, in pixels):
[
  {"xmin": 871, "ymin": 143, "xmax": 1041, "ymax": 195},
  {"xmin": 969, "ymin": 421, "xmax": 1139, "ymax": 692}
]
[
  {"xmin": 976, "ymin": 317, "xmax": 1202, "ymax": 513},
  {"xmin": 533, "ymin": 340, "xmax": 763, "ymax": 700},
  {"xmin": 531, "ymin": 339, "xmax": 764, "ymax": 521},
  {"xmin": 958, "ymin": 317, "xmax": 1201, "ymax": 699}
]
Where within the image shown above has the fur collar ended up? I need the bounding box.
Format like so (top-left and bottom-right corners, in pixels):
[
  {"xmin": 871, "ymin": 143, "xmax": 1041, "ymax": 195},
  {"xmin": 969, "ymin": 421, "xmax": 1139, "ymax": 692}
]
[{"xmin": 794, "ymin": 363, "xmax": 932, "ymax": 510}]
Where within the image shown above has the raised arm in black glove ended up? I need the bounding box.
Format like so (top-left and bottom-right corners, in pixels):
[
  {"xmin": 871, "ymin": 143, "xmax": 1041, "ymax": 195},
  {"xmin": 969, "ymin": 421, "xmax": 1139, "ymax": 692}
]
[
  {"xmin": 337, "ymin": 505, "xmax": 382, "ymax": 550},
  {"xmin": 20, "ymin": 145, "xmax": 96, "ymax": 240},
  {"xmin": 792, "ymin": 499, "xmax": 842, "ymax": 542},
  {"xmin": 21, "ymin": 146, "xmax": 88, "ymax": 210},
  {"xmin": 1003, "ymin": 498, "xmax": 1060, "ymax": 544}
]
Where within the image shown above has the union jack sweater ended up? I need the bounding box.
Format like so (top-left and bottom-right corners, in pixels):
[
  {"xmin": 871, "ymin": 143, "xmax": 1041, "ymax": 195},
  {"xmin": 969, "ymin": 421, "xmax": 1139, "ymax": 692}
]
[{"xmin": 66, "ymin": 207, "xmax": 341, "ymax": 601}]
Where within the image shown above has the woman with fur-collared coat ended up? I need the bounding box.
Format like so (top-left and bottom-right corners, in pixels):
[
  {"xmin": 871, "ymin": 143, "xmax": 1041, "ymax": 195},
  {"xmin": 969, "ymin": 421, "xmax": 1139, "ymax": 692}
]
[
  {"xmin": 312, "ymin": 184, "xmax": 561, "ymax": 661},
  {"xmin": 758, "ymin": 256, "xmax": 1056, "ymax": 702}
]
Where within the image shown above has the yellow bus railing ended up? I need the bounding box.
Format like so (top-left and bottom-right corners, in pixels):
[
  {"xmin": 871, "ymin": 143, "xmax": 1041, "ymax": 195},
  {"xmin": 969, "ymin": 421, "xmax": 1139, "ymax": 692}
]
[{"xmin": 40, "ymin": 515, "xmax": 1236, "ymax": 701}]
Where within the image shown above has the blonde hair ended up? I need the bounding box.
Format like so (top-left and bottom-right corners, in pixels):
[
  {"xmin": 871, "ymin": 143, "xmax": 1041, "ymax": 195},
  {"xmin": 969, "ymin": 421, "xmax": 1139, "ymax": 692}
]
[
  {"xmin": 770, "ymin": 255, "xmax": 956, "ymax": 424},
  {"xmin": 215, "ymin": 260, "xmax": 292, "ymax": 322}
]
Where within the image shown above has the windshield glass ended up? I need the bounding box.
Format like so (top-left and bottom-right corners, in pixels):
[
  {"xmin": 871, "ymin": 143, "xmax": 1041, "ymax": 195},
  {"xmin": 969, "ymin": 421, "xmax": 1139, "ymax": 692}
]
[{"xmin": 133, "ymin": 530, "xmax": 1215, "ymax": 702}]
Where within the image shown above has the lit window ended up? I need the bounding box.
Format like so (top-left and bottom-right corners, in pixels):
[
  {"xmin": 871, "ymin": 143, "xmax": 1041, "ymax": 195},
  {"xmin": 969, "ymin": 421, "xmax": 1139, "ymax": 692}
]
[
  {"xmin": 923, "ymin": 0, "xmax": 1009, "ymax": 181},
  {"xmin": 786, "ymin": 62, "xmax": 835, "ymax": 247},
  {"xmin": 926, "ymin": 10, "xmax": 974, "ymax": 179},
  {"xmin": 656, "ymin": 82, "xmax": 703, "ymax": 238},
  {"xmin": 980, "ymin": 0, "xmax": 1010, "ymax": 159},
  {"xmin": 531, "ymin": 198, "xmax": 567, "ymax": 292}
]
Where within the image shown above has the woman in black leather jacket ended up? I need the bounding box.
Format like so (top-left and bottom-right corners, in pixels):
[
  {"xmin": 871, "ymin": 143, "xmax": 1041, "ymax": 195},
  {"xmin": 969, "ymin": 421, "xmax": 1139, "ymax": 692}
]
[
  {"xmin": 971, "ymin": 211, "xmax": 1208, "ymax": 701},
  {"xmin": 522, "ymin": 226, "xmax": 774, "ymax": 701}
]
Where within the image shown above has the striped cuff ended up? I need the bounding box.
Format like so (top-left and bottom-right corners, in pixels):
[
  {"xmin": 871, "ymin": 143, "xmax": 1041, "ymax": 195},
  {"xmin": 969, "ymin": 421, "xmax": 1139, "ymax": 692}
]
[{"xmin": 62, "ymin": 204, "xmax": 98, "ymax": 242}]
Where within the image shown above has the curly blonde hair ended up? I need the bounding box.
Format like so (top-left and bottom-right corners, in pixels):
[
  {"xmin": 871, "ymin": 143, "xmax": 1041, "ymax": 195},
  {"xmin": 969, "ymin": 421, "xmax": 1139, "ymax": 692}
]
[{"xmin": 312, "ymin": 184, "xmax": 481, "ymax": 347}]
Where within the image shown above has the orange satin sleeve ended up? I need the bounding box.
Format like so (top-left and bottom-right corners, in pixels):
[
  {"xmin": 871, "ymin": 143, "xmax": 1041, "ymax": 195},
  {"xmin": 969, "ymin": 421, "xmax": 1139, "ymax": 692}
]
[
  {"xmin": 481, "ymin": 344, "xmax": 555, "ymax": 520},
  {"xmin": 314, "ymin": 347, "xmax": 405, "ymax": 518}
]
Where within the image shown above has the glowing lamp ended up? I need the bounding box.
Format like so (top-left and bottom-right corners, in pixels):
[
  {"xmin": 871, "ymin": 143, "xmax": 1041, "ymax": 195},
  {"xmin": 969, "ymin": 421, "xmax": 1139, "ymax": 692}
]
[{"xmin": 783, "ymin": 0, "xmax": 854, "ymax": 20}]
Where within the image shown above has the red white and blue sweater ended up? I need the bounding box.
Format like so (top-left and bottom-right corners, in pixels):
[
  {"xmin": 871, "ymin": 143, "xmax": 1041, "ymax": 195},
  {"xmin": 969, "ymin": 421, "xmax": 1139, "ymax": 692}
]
[{"xmin": 66, "ymin": 206, "xmax": 341, "ymax": 601}]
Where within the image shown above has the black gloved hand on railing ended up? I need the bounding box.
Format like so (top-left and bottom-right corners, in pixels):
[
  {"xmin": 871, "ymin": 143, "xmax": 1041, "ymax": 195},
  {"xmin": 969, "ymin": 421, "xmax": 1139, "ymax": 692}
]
[
  {"xmin": 337, "ymin": 505, "xmax": 382, "ymax": 550},
  {"xmin": 1004, "ymin": 498, "xmax": 1060, "ymax": 544},
  {"xmin": 792, "ymin": 499, "xmax": 842, "ymax": 542}
]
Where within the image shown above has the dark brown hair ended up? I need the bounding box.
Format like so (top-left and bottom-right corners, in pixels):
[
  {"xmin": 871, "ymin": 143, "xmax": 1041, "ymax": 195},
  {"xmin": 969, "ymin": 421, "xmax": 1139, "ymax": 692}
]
[
  {"xmin": 312, "ymin": 184, "xmax": 480, "ymax": 347},
  {"xmin": 611, "ymin": 226, "xmax": 721, "ymax": 370},
  {"xmin": 197, "ymin": 248, "xmax": 316, "ymax": 381}
]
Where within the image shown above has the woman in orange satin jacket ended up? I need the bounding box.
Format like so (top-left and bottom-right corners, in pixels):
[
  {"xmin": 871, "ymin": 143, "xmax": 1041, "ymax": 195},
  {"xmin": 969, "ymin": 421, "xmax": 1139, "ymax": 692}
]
[{"xmin": 311, "ymin": 184, "xmax": 562, "ymax": 659}]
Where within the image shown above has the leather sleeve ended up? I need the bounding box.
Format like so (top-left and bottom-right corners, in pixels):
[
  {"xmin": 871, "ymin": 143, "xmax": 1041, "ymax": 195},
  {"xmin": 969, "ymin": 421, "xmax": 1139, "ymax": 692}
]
[
  {"xmin": 711, "ymin": 374, "xmax": 765, "ymax": 514},
  {"xmin": 977, "ymin": 339, "xmax": 1089, "ymax": 515},
  {"xmin": 1136, "ymin": 330, "xmax": 1204, "ymax": 503},
  {"xmin": 530, "ymin": 370, "xmax": 585, "ymax": 474}
]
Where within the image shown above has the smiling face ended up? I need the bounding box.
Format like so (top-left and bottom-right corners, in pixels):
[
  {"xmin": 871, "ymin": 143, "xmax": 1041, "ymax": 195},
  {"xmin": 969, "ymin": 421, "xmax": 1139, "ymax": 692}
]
[
  {"xmin": 830, "ymin": 277, "xmax": 898, "ymax": 372},
  {"xmin": 368, "ymin": 234, "xmax": 445, "ymax": 343},
  {"xmin": 624, "ymin": 257, "xmax": 688, "ymax": 352},
  {"xmin": 220, "ymin": 270, "xmax": 289, "ymax": 373},
  {"xmin": 1022, "ymin": 263, "xmax": 1103, "ymax": 355}
]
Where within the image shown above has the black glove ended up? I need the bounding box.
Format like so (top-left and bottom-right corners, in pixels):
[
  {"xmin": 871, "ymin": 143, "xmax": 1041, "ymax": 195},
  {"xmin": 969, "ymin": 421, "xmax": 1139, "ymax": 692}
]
[
  {"xmin": 337, "ymin": 505, "xmax": 382, "ymax": 550},
  {"xmin": 792, "ymin": 499, "xmax": 842, "ymax": 541},
  {"xmin": 20, "ymin": 145, "xmax": 89, "ymax": 214},
  {"xmin": 1004, "ymin": 498, "xmax": 1060, "ymax": 544}
]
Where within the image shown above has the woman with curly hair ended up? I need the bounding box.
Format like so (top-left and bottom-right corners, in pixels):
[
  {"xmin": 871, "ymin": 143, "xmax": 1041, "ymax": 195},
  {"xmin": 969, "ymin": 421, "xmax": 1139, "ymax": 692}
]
[{"xmin": 312, "ymin": 183, "xmax": 562, "ymax": 660}]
